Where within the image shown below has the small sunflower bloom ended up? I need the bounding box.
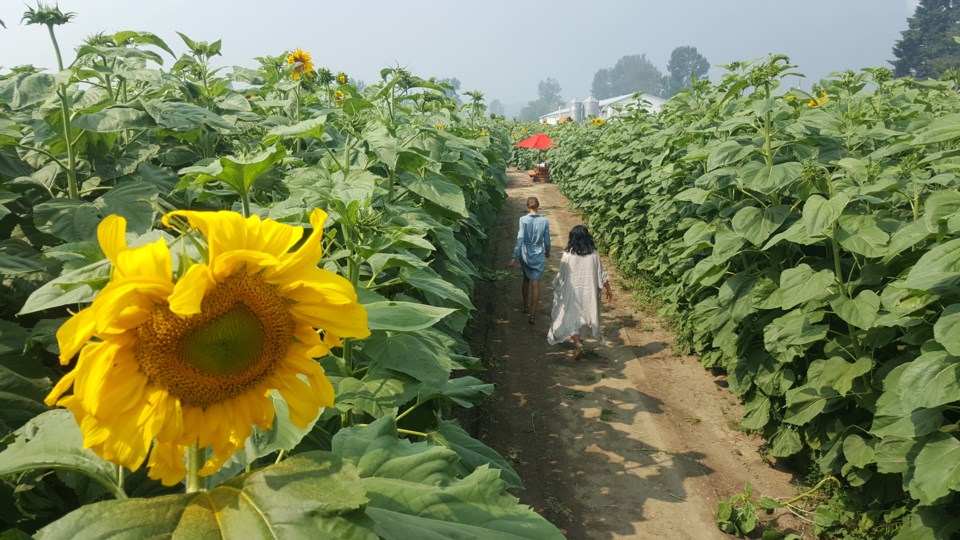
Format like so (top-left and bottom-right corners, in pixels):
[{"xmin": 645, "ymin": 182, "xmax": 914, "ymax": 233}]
[
  {"xmin": 337, "ymin": 72, "xmax": 348, "ymax": 85},
  {"xmin": 591, "ymin": 117, "xmax": 605, "ymax": 126},
  {"xmin": 286, "ymin": 49, "xmax": 315, "ymax": 80},
  {"xmin": 436, "ymin": 124, "xmax": 445, "ymax": 131},
  {"xmin": 808, "ymin": 91, "xmax": 828, "ymax": 108},
  {"xmin": 334, "ymin": 90, "xmax": 345, "ymax": 106},
  {"xmin": 521, "ymin": 128, "xmax": 528, "ymax": 134},
  {"xmin": 47, "ymin": 209, "xmax": 369, "ymax": 485}
]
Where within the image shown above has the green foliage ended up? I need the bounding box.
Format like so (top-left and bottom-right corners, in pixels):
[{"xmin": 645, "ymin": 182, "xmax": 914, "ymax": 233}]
[
  {"xmin": 551, "ymin": 54, "xmax": 960, "ymax": 539},
  {"xmin": 891, "ymin": 0, "xmax": 960, "ymax": 79},
  {"xmin": 518, "ymin": 78, "xmax": 563, "ymax": 121},
  {"xmin": 0, "ymin": 14, "xmax": 545, "ymax": 536},
  {"xmin": 35, "ymin": 418, "xmax": 563, "ymax": 539},
  {"xmin": 666, "ymin": 46, "xmax": 710, "ymax": 96},
  {"xmin": 716, "ymin": 482, "xmax": 785, "ymax": 536},
  {"xmin": 591, "ymin": 54, "xmax": 666, "ymax": 99}
]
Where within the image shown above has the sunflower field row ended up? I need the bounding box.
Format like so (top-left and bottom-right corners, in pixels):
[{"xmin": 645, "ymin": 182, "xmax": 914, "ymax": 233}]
[
  {"xmin": 0, "ymin": 12, "xmax": 563, "ymax": 538},
  {"xmin": 547, "ymin": 56, "xmax": 960, "ymax": 539}
]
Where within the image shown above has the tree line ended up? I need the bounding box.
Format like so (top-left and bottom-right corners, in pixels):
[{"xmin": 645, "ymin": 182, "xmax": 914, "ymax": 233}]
[
  {"xmin": 517, "ymin": 46, "xmax": 709, "ymax": 121},
  {"xmin": 475, "ymin": 0, "xmax": 959, "ymax": 122}
]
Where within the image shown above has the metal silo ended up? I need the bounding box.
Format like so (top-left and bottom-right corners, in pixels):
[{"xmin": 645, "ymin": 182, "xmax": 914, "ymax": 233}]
[
  {"xmin": 569, "ymin": 98, "xmax": 582, "ymax": 122},
  {"xmin": 583, "ymin": 96, "xmax": 600, "ymax": 119}
]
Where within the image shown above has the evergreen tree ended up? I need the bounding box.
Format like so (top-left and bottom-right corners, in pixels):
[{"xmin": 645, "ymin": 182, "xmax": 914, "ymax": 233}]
[
  {"xmin": 892, "ymin": 0, "xmax": 960, "ymax": 78},
  {"xmin": 665, "ymin": 46, "xmax": 710, "ymax": 95}
]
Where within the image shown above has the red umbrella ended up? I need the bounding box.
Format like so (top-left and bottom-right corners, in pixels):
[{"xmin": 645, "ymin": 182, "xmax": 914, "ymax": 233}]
[{"xmin": 514, "ymin": 133, "xmax": 556, "ymax": 149}]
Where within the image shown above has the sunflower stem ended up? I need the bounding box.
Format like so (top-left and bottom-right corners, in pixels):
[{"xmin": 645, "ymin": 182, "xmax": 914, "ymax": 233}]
[
  {"xmin": 395, "ymin": 401, "xmax": 423, "ymax": 422},
  {"xmin": 46, "ymin": 23, "xmax": 64, "ymax": 72},
  {"xmin": 186, "ymin": 443, "xmax": 204, "ymax": 493},
  {"xmin": 293, "ymin": 86, "xmax": 302, "ymax": 154},
  {"xmin": 44, "ymin": 21, "xmax": 79, "ymax": 200},
  {"xmin": 355, "ymin": 424, "xmax": 427, "ymax": 438},
  {"xmin": 240, "ymin": 191, "xmax": 251, "ymax": 218},
  {"xmin": 117, "ymin": 464, "xmax": 125, "ymax": 494},
  {"xmin": 58, "ymin": 90, "xmax": 79, "ymax": 200},
  {"xmin": 398, "ymin": 428, "xmax": 428, "ymax": 438}
]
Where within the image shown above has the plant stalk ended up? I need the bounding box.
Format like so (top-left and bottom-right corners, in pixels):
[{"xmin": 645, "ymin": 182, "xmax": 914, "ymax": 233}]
[
  {"xmin": 240, "ymin": 191, "xmax": 251, "ymax": 218},
  {"xmin": 46, "ymin": 23, "xmax": 79, "ymax": 200},
  {"xmin": 186, "ymin": 443, "xmax": 204, "ymax": 494}
]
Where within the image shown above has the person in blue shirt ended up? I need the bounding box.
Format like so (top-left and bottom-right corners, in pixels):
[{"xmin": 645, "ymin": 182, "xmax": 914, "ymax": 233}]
[{"xmin": 508, "ymin": 196, "xmax": 551, "ymax": 325}]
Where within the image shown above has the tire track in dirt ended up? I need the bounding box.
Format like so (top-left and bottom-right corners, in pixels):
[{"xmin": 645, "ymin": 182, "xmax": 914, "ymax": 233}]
[{"xmin": 468, "ymin": 169, "xmax": 805, "ymax": 539}]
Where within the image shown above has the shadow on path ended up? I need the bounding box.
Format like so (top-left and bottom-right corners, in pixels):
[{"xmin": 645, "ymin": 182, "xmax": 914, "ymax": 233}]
[{"xmin": 466, "ymin": 170, "xmax": 727, "ymax": 539}]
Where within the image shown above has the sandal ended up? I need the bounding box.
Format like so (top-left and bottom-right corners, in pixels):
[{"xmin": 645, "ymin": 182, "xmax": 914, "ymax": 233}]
[
  {"xmin": 528, "ymin": 313, "xmax": 535, "ymax": 325},
  {"xmin": 573, "ymin": 344, "xmax": 585, "ymax": 360}
]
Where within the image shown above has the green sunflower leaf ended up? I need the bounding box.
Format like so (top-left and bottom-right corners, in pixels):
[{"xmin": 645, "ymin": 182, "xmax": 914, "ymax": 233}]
[
  {"xmin": 933, "ymin": 304, "xmax": 960, "ymax": 356},
  {"xmin": 0, "ymin": 410, "xmax": 124, "ymax": 499},
  {"xmin": 36, "ymin": 452, "xmax": 376, "ymax": 540},
  {"xmin": 428, "ymin": 420, "xmax": 523, "ymax": 489},
  {"xmin": 907, "ymin": 433, "xmax": 960, "ymax": 505},
  {"xmin": 333, "ymin": 417, "xmax": 563, "ymax": 539},
  {"xmin": 364, "ymin": 301, "xmax": 455, "ymax": 332},
  {"xmin": 398, "ymin": 171, "xmax": 468, "ymax": 218}
]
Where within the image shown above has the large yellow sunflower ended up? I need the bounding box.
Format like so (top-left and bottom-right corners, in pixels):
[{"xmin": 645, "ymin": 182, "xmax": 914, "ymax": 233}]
[
  {"xmin": 286, "ymin": 48, "xmax": 315, "ymax": 80},
  {"xmin": 46, "ymin": 209, "xmax": 368, "ymax": 486}
]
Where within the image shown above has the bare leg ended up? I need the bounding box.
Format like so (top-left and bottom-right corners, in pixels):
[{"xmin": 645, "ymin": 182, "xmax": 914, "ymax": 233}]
[
  {"xmin": 521, "ymin": 275, "xmax": 530, "ymax": 312},
  {"xmin": 530, "ymin": 279, "xmax": 541, "ymax": 318}
]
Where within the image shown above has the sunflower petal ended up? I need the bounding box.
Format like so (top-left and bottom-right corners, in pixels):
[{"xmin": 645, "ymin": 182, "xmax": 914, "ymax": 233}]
[
  {"xmin": 269, "ymin": 208, "xmax": 327, "ymax": 280},
  {"xmin": 45, "ymin": 370, "xmax": 76, "ymax": 406},
  {"xmin": 73, "ymin": 341, "xmax": 118, "ymax": 414},
  {"xmin": 277, "ymin": 375, "xmax": 322, "ymax": 427},
  {"xmin": 147, "ymin": 442, "xmax": 188, "ymax": 486},
  {"xmin": 290, "ymin": 299, "xmax": 370, "ymax": 339},
  {"xmin": 246, "ymin": 215, "xmax": 303, "ymax": 257},
  {"xmin": 115, "ymin": 239, "xmax": 172, "ymax": 281},
  {"xmin": 211, "ymin": 250, "xmax": 279, "ymax": 279},
  {"xmin": 286, "ymin": 355, "xmax": 334, "ymax": 408},
  {"xmin": 97, "ymin": 214, "xmax": 127, "ymax": 267},
  {"xmin": 169, "ymin": 264, "xmax": 215, "ymax": 316},
  {"xmin": 164, "ymin": 210, "xmax": 247, "ymax": 262},
  {"xmin": 93, "ymin": 352, "xmax": 147, "ymax": 417},
  {"xmin": 56, "ymin": 307, "xmax": 96, "ymax": 364},
  {"xmin": 93, "ymin": 280, "xmax": 171, "ymax": 334}
]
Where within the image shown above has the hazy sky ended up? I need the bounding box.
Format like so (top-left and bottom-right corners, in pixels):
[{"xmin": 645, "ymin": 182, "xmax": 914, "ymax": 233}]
[{"xmin": 1, "ymin": 1, "xmax": 919, "ymax": 113}]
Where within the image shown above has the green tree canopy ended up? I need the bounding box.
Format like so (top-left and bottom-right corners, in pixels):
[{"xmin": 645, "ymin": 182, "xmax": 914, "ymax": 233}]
[
  {"xmin": 891, "ymin": 0, "xmax": 960, "ymax": 78},
  {"xmin": 591, "ymin": 68, "xmax": 612, "ymax": 99},
  {"xmin": 518, "ymin": 77, "xmax": 563, "ymax": 121},
  {"xmin": 488, "ymin": 98, "xmax": 505, "ymax": 116},
  {"xmin": 665, "ymin": 46, "xmax": 710, "ymax": 95},
  {"xmin": 436, "ymin": 76, "xmax": 461, "ymax": 101},
  {"xmin": 589, "ymin": 54, "xmax": 665, "ymax": 99}
]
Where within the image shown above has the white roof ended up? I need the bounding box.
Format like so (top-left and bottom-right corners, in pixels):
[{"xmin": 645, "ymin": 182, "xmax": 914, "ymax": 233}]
[{"xmin": 538, "ymin": 91, "xmax": 666, "ymax": 122}]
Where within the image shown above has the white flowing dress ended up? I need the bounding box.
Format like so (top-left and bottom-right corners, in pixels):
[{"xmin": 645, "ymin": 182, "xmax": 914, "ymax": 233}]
[{"xmin": 547, "ymin": 251, "xmax": 608, "ymax": 345}]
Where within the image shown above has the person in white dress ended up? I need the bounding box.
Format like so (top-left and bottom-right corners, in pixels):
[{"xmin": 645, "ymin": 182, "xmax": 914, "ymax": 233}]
[{"xmin": 547, "ymin": 225, "xmax": 613, "ymax": 360}]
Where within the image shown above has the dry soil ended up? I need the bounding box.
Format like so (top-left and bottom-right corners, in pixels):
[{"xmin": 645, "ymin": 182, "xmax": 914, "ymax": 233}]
[{"xmin": 468, "ymin": 169, "xmax": 807, "ymax": 539}]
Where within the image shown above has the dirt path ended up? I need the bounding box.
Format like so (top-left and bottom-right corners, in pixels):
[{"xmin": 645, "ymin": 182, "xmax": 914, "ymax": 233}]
[{"xmin": 469, "ymin": 169, "xmax": 804, "ymax": 539}]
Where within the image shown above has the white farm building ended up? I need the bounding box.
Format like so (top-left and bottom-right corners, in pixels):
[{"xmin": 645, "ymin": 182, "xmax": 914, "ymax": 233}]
[{"xmin": 538, "ymin": 92, "xmax": 667, "ymax": 125}]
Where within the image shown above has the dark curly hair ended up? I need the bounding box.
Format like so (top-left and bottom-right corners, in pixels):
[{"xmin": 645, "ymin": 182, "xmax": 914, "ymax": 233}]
[{"xmin": 565, "ymin": 225, "xmax": 596, "ymax": 256}]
